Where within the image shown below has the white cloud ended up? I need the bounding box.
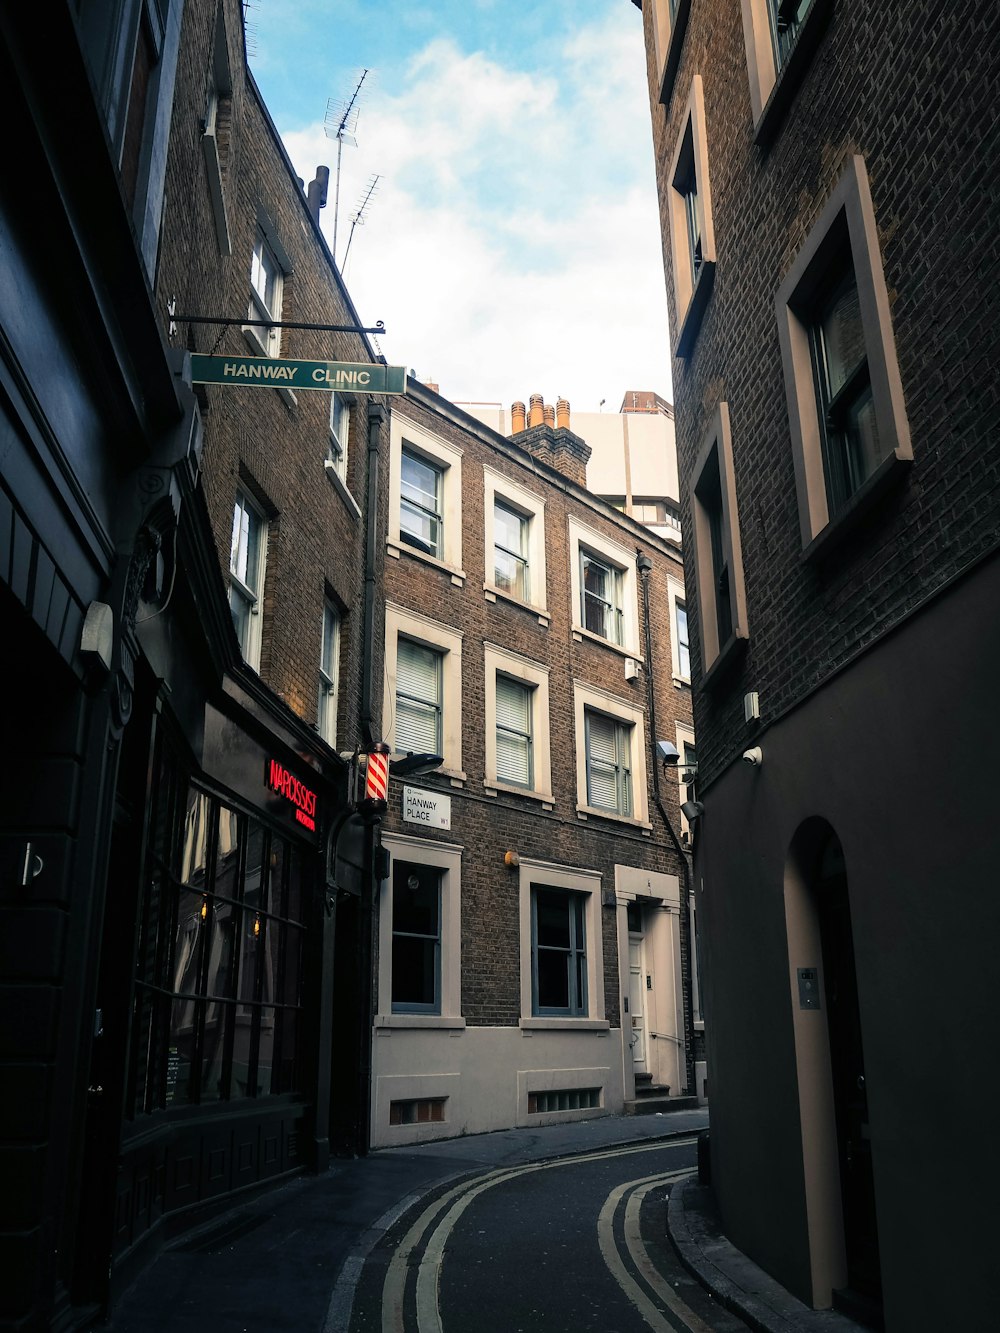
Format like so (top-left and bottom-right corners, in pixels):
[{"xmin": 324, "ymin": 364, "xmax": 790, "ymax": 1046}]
[{"xmin": 279, "ymin": 15, "xmax": 671, "ymax": 411}]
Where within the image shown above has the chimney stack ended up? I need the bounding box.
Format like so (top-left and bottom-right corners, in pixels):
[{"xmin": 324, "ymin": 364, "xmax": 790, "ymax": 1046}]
[
  {"xmin": 556, "ymin": 397, "xmax": 571, "ymax": 430},
  {"xmin": 511, "ymin": 401, "xmax": 526, "ymax": 433},
  {"xmin": 306, "ymin": 165, "xmax": 330, "ymax": 223},
  {"xmin": 528, "ymin": 393, "xmax": 544, "ymax": 428}
]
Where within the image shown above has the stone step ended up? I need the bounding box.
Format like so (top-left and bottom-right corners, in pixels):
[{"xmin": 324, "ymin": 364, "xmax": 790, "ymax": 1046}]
[{"xmin": 624, "ymin": 1094, "xmax": 701, "ymax": 1117}]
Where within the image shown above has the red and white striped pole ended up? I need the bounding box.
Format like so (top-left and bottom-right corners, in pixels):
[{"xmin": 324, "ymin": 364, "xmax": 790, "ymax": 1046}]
[{"xmin": 359, "ymin": 741, "xmax": 390, "ymax": 821}]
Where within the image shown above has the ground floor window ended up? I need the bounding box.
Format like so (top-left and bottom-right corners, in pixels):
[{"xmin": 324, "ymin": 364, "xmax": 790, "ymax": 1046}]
[
  {"xmin": 127, "ymin": 730, "xmax": 311, "ymax": 1116},
  {"xmin": 531, "ymin": 886, "xmax": 588, "ymax": 1016},
  {"xmin": 391, "ymin": 860, "xmax": 442, "ymax": 1013}
]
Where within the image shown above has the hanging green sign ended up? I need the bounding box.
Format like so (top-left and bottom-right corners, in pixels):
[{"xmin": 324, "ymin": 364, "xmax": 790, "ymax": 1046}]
[{"xmin": 189, "ymin": 354, "xmax": 407, "ymax": 394}]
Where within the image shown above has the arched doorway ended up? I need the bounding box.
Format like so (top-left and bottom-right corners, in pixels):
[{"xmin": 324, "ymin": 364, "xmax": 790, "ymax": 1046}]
[
  {"xmin": 814, "ymin": 832, "xmax": 882, "ymax": 1323},
  {"xmin": 785, "ymin": 820, "xmax": 882, "ymax": 1325}
]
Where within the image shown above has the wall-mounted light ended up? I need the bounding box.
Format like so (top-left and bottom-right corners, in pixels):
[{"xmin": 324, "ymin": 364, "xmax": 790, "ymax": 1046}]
[
  {"xmin": 504, "ymin": 850, "xmax": 519, "ymax": 869},
  {"xmin": 681, "ymin": 800, "xmax": 705, "ymax": 824}
]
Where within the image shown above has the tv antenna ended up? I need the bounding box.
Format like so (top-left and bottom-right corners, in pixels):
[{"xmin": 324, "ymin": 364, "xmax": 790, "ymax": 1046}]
[
  {"xmin": 325, "ymin": 68, "xmax": 372, "ymax": 263},
  {"xmin": 342, "ymin": 174, "xmax": 381, "ymax": 269}
]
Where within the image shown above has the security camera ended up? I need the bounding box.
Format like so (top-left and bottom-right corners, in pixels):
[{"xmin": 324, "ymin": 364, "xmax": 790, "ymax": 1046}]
[
  {"xmin": 742, "ymin": 746, "xmax": 763, "ymax": 766},
  {"xmin": 657, "ymin": 740, "xmax": 681, "ymax": 766}
]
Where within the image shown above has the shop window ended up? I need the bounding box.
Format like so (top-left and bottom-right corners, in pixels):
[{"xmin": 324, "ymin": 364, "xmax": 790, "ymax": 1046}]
[
  {"xmin": 229, "ymin": 489, "xmax": 267, "ymax": 670},
  {"xmin": 666, "ymin": 77, "xmax": 716, "ymax": 358},
  {"xmin": 317, "ymin": 600, "xmax": 340, "ymax": 747},
  {"xmin": 776, "ymin": 156, "xmax": 912, "ymax": 557},
  {"xmin": 128, "ymin": 742, "xmax": 310, "ymax": 1116},
  {"xmin": 690, "ymin": 403, "xmax": 749, "ymax": 682}
]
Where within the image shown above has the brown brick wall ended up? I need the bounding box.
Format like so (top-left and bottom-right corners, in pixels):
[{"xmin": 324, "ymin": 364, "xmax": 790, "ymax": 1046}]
[
  {"xmin": 380, "ymin": 391, "xmax": 693, "ymax": 1029},
  {"xmin": 154, "ymin": 0, "xmax": 383, "ymax": 755},
  {"xmin": 642, "ymin": 0, "xmax": 1000, "ymax": 789}
]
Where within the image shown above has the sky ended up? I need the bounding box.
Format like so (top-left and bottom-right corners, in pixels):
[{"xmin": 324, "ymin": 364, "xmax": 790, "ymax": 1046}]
[{"xmin": 247, "ymin": 0, "xmax": 673, "ymax": 412}]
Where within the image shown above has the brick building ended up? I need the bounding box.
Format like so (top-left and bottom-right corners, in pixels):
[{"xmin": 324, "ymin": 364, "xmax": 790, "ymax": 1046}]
[
  {"xmin": 0, "ymin": 0, "xmax": 387, "ymax": 1323},
  {"xmin": 636, "ymin": 1, "xmax": 1000, "ymax": 1329},
  {"xmin": 371, "ymin": 382, "xmax": 698, "ymax": 1145}
]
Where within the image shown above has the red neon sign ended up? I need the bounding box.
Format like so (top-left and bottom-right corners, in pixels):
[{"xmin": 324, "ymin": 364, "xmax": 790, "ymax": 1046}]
[{"xmin": 266, "ymin": 758, "xmax": 318, "ymax": 831}]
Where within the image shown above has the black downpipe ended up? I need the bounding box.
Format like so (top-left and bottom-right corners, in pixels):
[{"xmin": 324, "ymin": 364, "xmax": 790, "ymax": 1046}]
[
  {"xmin": 361, "ymin": 403, "xmax": 386, "ymax": 746},
  {"xmin": 637, "ymin": 553, "xmax": 696, "ymax": 1096}
]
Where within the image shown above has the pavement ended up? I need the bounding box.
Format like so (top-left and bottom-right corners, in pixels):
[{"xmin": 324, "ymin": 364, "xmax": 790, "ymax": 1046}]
[{"xmin": 104, "ymin": 1106, "xmax": 866, "ymax": 1333}]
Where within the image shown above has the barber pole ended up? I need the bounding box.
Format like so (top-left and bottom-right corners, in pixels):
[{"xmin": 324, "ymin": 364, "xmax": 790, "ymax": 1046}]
[{"xmin": 359, "ymin": 741, "xmax": 390, "ymax": 821}]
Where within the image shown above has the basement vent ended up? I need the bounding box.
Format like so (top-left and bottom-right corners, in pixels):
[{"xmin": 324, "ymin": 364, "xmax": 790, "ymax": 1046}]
[
  {"xmin": 528, "ymin": 1087, "xmax": 601, "ymax": 1114},
  {"xmin": 389, "ymin": 1097, "xmax": 447, "ymax": 1126}
]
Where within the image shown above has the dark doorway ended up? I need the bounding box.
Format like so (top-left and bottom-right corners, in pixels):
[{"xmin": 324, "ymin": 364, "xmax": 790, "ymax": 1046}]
[{"xmin": 816, "ymin": 834, "xmax": 883, "ymax": 1328}]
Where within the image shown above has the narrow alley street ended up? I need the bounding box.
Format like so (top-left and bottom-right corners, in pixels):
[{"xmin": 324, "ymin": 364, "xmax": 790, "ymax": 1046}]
[{"xmin": 351, "ymin": 1136, "xmax": 748, "ymax": 1333}]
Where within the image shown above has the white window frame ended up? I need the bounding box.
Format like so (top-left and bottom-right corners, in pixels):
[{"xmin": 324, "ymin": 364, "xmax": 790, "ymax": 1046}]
[
  {"xmin": 775, "ymin": 155, "xmax": 912, "ymax": 558},
  {"xmin": 229, "ymin": 488, "xmax": 267, "ymax": 670},
  {"xmin": 394, "ymin": 637, "xmax": 443, "ymax": 757},
  {"xmin": 650, "ymin": 0, "xmax": 692, "ymax": 106},
  {"xmin": 518, "ymin": 858, "xmax": 607, "ymax": 1030},
  {"xmin": 246, "ymin": 228, "xmax": 284, "ymax": 358},
  {"xmin": 384, "ymin": 604, "xmax": 464, "ymax": 781},
  {"xmin": 666, "ymin": 76, "xmax": 716, "ymax": 359},
  {"xmin": 201, "ymin": 4, "xmax": 233, "ymax": 255},
  {"xmin": 317, "ymin": 599, "xmax": 340, "ymax": 747},
  {"xmin": 572, "ymin": 682, "xmax": 650, "ymax": 829},
  {"xmin": 327, "ymin": 391, "xmax": 351, "ymax": 482},
  {"xmin": 483, "ymin": 466, "xmax": 548, "ymax": 623},
  {"xmin": 376, "ymin": 832, "xmax": 464, "ymax": 1029},
  {"xmin": 690, "ymin": 402, "xmax": 750, "ymax": 682},
  {"xmin": 740, "ymin": 0, "xmax": 833, "ymax": 137},
  {"xmin": 484, "ymin": 644, "xmax": 553, "ymax": 805},
  {"xmin": 388, "ymin": 413, "xmax": 464, "ymax": 584},
  {"xmin": 568, "ymin": 517, "xmax": 641, "ymax": 659},
  {"xmin": 667, "ymin": 577, "xmax": 690, "ymax": 684}
]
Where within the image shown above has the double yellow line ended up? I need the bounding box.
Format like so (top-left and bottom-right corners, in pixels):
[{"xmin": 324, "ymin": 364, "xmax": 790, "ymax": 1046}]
[{"xmin": 379, "ymin": 1138, "xmax": 707, "ymax": 1333}]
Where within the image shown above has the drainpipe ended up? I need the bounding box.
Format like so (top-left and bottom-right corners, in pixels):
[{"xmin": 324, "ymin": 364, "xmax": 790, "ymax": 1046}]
[
  {"xmin": 636, "ymin": 551, "xmax": 696, "ymax": 1096},
  {"xmin": 361, "ymin": 403, "xmax": 385, "ymax": 746}
]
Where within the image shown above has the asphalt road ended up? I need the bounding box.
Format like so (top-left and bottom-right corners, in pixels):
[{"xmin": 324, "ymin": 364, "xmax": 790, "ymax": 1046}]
[{"xmin": 350, "ymin": 1137, "xmax": 749, "ymax": 1333}]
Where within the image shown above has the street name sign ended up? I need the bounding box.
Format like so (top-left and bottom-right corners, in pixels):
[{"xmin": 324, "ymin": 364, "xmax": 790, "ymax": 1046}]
[
  {"xmin": 402, "ymin": 786, "xmax": 451, "ymax": 831},
  {"xmin": 189, "ymin": 354, "xmax": 407, "ymax": 394}
]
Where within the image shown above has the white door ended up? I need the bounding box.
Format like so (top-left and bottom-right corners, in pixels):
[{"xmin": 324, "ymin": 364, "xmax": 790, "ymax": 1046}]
[{"xmin": 628, "ymin": 936, "xmax": 647, "ymax": 1072}]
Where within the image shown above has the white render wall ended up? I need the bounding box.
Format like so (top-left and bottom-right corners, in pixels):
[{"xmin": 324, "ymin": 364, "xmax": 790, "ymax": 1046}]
[{"xmin": 369, "ymin": 1024, "xmax": 626, "ymax": 1149}]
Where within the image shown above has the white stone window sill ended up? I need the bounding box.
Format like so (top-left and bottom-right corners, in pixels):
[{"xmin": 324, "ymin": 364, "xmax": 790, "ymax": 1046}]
[
  {"xmin": 324, "ymin": 462, "xmax": 362, "ymax": 521},
  {"xmin": 576, "ymin": 804, "xmax": 652, "ymax": 833},
  {"xmin": 483, "ymin": 582, "xmax": 550, "ymax": 626},
  {"xmin": 519, "ymin": 1018, "xmax": 610, "ymax": 1033},
  {"xmin": 571, "ymin": 625, "xmax": 642, "ymax": 661},
  {"xmin": 483, "ymin": 779, "xmax": 554, "ymax": 808},
  {"xmin": 375, "ymin": 1015, "xmax": 466, "ymax": 1031},
  {"xmin": 241, "ymin": 324, "xmax": 297, "ymax": 407},
  {"xmin": 386, "ymin": 539, "xmax": 466, "ymax": 587}
]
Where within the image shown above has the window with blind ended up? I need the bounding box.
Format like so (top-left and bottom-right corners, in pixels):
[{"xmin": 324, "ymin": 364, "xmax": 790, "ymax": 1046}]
[
  {"xmin": 585, "ymin": 710, "xmax": 633, "ymax": 816},
  {"xmin": 395, "ymin": 638, "xmax": 443, "ymax": 754},
  {"xmin": 495, "ymin": 675, "xmax": 533, "ymax": 789}
]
